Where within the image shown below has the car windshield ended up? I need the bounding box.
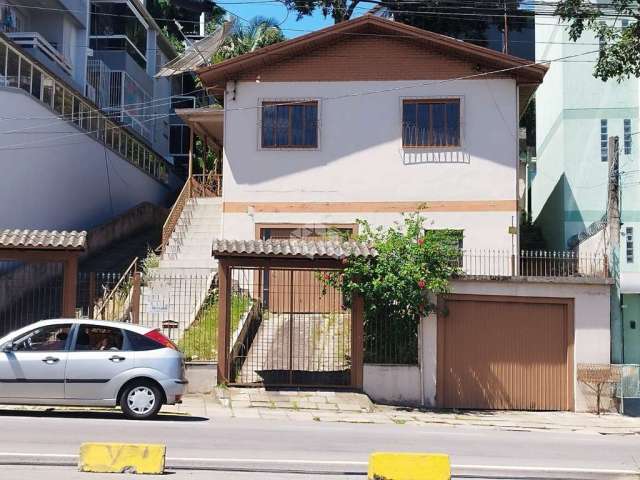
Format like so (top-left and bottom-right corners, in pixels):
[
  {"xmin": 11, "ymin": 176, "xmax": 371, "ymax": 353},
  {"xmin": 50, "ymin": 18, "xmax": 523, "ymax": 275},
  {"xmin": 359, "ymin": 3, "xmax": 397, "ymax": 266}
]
[{"xmin": 13, "ymin": 324, "xmax": 72, "ymax": 351}]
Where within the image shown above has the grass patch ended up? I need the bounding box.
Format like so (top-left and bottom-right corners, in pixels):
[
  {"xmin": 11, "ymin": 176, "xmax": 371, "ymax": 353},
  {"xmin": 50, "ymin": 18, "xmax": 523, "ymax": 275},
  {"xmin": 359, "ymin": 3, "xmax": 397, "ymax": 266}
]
[{"xmin": 178, "ymin": 292, "xmax": 252, "ymax": 361}]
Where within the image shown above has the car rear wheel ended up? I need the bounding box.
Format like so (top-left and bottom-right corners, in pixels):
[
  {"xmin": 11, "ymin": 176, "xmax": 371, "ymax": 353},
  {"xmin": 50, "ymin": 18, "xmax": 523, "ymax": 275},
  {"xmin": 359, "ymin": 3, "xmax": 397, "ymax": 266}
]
[{"xmin": 120, "ymin": 381, "xmax": 163, "ymax": 420}]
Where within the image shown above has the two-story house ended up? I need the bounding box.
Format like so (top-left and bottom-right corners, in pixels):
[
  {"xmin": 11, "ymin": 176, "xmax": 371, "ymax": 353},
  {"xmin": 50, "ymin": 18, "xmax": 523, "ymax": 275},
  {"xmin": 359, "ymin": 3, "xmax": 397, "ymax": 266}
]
[
  {"xmin": 188, "ymin": 14, "xmax": 546, "ymax": 254},
  {"xmin": 162, "ymin": 16, "xmax": 614, "ymax": 412}
]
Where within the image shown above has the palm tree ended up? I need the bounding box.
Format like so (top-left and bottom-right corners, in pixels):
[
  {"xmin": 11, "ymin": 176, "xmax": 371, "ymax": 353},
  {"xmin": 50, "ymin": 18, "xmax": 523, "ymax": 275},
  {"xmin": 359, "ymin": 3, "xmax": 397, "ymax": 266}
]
[{"xmin": 212, "ymin": 16, "xmax": 285, "ymax": 63}]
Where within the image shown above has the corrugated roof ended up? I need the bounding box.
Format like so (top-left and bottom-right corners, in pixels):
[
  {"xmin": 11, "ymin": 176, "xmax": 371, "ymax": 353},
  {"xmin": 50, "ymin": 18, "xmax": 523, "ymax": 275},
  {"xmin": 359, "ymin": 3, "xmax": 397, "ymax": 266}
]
[
  {"xmin": 156, "ymin": 21, "xmax": 233, "ymax": 77},
  {"xmin": 212, "ymin": 239, "xmax": 375, "ymax": 259},
  {"xmin": 0, "ymin": 230, "xmax": 87, "ymax": 250}
]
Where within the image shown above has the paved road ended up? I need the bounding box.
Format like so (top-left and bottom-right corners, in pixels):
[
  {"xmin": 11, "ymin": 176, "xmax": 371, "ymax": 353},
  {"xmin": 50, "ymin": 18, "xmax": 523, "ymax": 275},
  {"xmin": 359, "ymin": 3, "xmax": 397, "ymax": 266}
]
[{"xmin": 0, "ymin": 408, "xmax": 638, "ymax": 478}]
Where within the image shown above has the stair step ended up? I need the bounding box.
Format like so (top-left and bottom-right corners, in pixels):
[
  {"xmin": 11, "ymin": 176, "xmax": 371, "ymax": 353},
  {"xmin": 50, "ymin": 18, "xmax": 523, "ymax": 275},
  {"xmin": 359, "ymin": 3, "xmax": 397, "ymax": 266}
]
[
  {"xmin": 158, "ymin": 260, "xmax": 218, "ymax": 269},
  {"xmin": 187, "ymin": 198, "xmax": 223, "ymax": 205}
]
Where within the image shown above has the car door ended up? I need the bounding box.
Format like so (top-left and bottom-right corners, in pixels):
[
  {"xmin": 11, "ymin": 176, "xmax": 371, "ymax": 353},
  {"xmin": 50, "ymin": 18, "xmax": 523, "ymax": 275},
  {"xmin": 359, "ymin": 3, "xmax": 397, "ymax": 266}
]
[
  {"xmin": 64, "ymin": 324, "xmax": 131, "ymax": 401},
  {"xmin": 0, "ymin": 323, "xmax": 71, "ymax": 400}
]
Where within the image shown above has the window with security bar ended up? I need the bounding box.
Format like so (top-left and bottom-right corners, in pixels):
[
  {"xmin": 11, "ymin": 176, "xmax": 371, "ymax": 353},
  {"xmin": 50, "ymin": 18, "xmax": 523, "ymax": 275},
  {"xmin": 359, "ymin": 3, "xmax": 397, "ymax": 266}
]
[
  {"xmin": 627, "ymin": 227, "xmax": 634, "ymax": 264},
  {"xmin": 402, "ymin": 98, "xmax": 461, "ymax": 148},
  {"xmin": 601, "ymin": 119, "xmax": 608, "ymax": 162},
  {"xmin": 261, "ymin": 101, "xmax": 319, "ymax": 148},
  {"xmin": 624, "ymin": 119, "xmax": 632, "ymax": 155}
]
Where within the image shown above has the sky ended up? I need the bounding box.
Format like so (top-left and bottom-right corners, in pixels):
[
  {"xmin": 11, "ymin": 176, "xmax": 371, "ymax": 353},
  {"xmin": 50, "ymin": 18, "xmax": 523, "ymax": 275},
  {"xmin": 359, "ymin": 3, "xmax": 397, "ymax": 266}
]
[{"xmin": 214, "ymin": 0, "xmax": 377, "ymax": 38}]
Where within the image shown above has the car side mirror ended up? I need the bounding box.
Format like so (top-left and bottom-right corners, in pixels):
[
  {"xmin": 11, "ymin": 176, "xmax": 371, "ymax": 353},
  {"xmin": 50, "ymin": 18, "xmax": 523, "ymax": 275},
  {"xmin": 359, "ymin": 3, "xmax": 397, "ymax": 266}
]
[{"xmin": 1, "ymin": 343, "xmax": 14, "ymax": 353}]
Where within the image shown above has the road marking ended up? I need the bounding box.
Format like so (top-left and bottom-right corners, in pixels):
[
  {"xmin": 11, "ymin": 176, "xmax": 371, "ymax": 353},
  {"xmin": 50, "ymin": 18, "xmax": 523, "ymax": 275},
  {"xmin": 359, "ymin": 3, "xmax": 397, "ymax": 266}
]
[
  {"xmin": 0, "ymin": 452, "xmax": 637, "ymax": 476},
  {"xmin": 453, "ymin": 464, "xmax": 640, "ymax": 475},
  {"xmin": 0, "ymin": 453, "xmax": 77, "ymax": 459},
  {"xmin": 168, "ymin": 457, "xmax": 368, "ymax": 466}
]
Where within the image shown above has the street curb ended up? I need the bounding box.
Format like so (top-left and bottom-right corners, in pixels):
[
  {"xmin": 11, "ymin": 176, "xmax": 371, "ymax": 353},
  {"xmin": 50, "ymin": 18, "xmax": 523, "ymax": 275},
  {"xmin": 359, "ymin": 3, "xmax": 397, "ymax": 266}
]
[{"xmin": 0, "ymin": 454, "xmax": 638, "ymax": 479}]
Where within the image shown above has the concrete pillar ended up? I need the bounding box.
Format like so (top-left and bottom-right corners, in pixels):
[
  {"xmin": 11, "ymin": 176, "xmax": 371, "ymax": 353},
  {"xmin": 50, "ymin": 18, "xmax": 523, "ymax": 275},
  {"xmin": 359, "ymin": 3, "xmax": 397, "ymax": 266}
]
[{"xmin": 421, "ymin": 313, "xmax": 438, "ymax": 407}]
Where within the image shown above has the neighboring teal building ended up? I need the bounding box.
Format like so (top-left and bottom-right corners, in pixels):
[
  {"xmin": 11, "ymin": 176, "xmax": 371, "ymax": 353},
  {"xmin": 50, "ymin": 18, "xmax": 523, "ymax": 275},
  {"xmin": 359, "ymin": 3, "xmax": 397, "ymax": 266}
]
[{"xmin": 532, "ymin": 16, "xmax": 640, "ymax": 363}]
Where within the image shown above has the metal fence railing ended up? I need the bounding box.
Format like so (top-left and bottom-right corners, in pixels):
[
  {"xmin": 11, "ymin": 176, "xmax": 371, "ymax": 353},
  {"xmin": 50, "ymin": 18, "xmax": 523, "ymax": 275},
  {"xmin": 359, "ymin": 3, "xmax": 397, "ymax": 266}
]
[
  {"xmin": 137, "ymin": 271, "xmax": 217, "ymax": 360},
  {"xmin": 0, "ymin": 32, "xmax": 171, "ymax": 184},
  {"xmin": 364, "ymin": 308, "xmax": 418, "ymax": 365},
  {"xmin": 457, "ymin": 250, "xmax": 608, "ymax": 278}
]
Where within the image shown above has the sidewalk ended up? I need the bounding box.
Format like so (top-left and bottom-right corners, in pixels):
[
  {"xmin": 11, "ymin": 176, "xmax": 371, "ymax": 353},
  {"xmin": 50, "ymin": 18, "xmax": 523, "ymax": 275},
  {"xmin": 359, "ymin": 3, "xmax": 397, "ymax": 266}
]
[{"xmin": 164, "ymin": 389, "xmax": 640, "ymax": 436}]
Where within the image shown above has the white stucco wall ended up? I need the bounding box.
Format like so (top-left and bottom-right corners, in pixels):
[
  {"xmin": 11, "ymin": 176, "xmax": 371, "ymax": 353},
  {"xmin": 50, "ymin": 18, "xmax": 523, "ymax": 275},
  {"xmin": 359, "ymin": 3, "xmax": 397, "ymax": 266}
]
[
  {"xmin": 0, "ymin": 88, "xmax": 170, "ymax": 230},
  {"xmin": 363, "ymin": 364, "xmax": 421, "ymax": 406},
  {"xmin": 221, "ymin": 79, "xmax": 519, "ymax": 251}
]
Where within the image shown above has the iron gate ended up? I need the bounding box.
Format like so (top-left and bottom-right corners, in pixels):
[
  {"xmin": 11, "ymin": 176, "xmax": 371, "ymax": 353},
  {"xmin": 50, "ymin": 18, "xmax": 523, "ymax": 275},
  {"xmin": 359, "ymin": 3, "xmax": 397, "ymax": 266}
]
[{"xmin": 227, "ymin": 266, "xmax": 352, "ymax": 387}]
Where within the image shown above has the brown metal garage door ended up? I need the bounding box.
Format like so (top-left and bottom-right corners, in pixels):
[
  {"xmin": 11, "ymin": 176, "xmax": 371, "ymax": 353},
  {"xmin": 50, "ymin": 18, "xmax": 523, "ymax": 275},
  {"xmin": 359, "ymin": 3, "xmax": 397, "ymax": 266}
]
[{"xmin": 437, "ymin": 295, "xmax": 574, "ymax": 411}]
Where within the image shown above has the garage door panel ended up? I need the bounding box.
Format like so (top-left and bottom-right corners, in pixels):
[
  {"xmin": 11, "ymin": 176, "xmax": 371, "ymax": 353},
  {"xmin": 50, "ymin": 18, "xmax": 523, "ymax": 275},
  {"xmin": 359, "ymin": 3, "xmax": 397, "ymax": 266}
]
[{"xmin": 439, "ymin": 297, "xmax": 571, "ymax": 411}]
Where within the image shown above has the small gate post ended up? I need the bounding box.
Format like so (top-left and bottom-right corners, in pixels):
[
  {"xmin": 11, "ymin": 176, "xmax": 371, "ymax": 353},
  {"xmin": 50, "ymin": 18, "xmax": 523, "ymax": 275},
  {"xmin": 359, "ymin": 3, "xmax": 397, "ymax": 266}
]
[
  {"xmin": 88, "ymin": 272, "xmax": 97, "ymax": 317},
  {"xmin": 351, "ymin": 293, "xmax": 364, "ymax": 389},
  {"xmin": 130, "ymin": 272, "xmax": 141, "ymax": 324},
  {"xmin": 217, "ymin": 260, "xmax": 231, "ymax": 384},
  {"xmin": 62, "ymin": 255, "xmax": 79, "ymax": 318}
]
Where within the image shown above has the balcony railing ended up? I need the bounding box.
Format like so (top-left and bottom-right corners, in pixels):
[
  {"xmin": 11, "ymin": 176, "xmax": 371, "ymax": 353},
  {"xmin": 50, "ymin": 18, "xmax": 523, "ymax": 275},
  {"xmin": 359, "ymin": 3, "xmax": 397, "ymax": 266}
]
[
  {"xmin": 456, "ymin": 250, "xmax": 608, "ymax": 279},
  {"xmin": 6, "ymin": 32, "xmax": 72, "ymax": 76},
  {"xmin": 86, "ymin": 58, "xmax": 153, "ymax": 142},
  {"xmin": 0, "ymin": 33, "xmax": 171, "ymax": 184}
]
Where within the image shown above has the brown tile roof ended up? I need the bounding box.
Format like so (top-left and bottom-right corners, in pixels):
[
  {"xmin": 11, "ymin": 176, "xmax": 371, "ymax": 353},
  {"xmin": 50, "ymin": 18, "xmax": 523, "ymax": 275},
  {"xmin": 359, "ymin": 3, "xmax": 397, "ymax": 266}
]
[
  {"xmin": 0, "ymin": 229, "xmax": 87, "ymax": 250},
  {"xmin": 212, "ymin": 239, "xmax": 375, "ymax": 259},
  {"xmin": 197, "ymin": 15, "xmax": 547, "ymax": 86}
]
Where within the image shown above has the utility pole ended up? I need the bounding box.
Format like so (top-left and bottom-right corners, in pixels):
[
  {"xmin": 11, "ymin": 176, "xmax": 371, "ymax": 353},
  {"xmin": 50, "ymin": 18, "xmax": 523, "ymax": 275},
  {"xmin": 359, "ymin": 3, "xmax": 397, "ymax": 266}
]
[
  {"xmin": 608, "ymin": 136, "xmax": 621, "ymax": 262},
  {"xmin": 607, "ymin": 136, "xmax": 622, "ymax": 363},
  {"xmin": 502, "ymin": 0, "xmax": 509, "ymax": 54}
]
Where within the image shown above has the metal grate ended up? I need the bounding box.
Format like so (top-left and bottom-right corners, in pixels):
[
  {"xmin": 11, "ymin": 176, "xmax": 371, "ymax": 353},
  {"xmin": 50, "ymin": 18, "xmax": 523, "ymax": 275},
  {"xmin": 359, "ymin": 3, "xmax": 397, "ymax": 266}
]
[
  {"xmin": 0, "ymin": 261, "xmax": 63, "ymax": 336},
  {"xmin": 228, "ymin": 266, "xmax": 352, "ymax": 387},
  {"xmin": 364, "ymin": 307, "xmax": 418, "ymax": 365}
]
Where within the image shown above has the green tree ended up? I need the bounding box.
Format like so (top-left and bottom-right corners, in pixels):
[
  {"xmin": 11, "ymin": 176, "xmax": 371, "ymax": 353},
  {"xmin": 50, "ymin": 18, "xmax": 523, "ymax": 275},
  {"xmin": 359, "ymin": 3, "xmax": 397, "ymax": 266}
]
[
  {"xmin": 146, "ymin": 0, "xmax": 226, "ymax": 54},
  {"xmin": 321, "ymin": 214, "xmax": 461, "ymax": 363},
  {"xmin": 555, "ymin": 0, "xmax": 640, "ymax": 80},
  {"xmin": 212, "ymin": 17, "xmax": 285, "ymax": 63},
  {"xmin": 282, "ymin": 0, "xmax": 363, "ymax": 23}
]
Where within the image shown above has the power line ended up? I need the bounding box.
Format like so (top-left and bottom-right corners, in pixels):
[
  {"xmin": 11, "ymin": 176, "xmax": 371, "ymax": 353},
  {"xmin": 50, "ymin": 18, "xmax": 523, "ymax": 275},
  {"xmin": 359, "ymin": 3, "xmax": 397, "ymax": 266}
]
[
  {"xmin": 0, "ymin": 88, "xmax": 207, "ymax": 133},
  {"xmin": 0, "ymin": 110, "xmax": 174, "ymax": 151},
  {"xmin": 0, "ymin": 46, "xmax": 595, "ymax": 143},
  {"xmin": 3, "ymin": 0, "xmax": 632, "ymax": 29}
]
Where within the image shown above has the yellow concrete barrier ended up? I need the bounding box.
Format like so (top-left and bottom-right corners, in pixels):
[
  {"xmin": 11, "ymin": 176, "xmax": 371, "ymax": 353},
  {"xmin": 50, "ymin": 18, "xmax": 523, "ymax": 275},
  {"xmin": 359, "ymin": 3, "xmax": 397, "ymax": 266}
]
[
  {"xmin": 368, "ymin": 452, "xmax": 451, "ymax": 480},
  {"xmin": 78, "ymin": 442, "xmax": 166, "ymax": 474}
]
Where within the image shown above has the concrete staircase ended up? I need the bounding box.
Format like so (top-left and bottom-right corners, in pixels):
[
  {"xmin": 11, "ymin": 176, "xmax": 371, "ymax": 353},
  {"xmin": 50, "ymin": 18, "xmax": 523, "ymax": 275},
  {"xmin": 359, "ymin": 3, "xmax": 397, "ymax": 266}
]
[
  {"xmin": 160, "ymin": 197, "xmax": 222, "ymax": 272},
  {"xmin": 139, "ymin": 197, "xmax": 223, "ymax": 334}
]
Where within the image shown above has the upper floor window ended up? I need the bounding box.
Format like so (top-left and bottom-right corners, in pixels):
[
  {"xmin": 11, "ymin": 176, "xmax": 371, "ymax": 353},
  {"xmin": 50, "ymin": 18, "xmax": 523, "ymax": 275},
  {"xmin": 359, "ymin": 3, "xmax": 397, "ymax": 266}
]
[
  {"xmin": 626, "ymin": 226, "xmax": 634, "ymax": 263},
  {"xmin": 0, "ymin": 6, "xmax": 25, "ymax": 34},
  {"xmin": 624, "ymin": 119, "xmax": 632, "ymax": 154},
  {"xmin": 90, "ymin": 2, "xmax": 148, "ymax": 68},
  {"xmin": 261, "ymin": 101, "xmax": 318, "ymax": 149},
  {"xmin": 600, "ymin": 119, "xmax": 608, "ymax": 162},
  {"xmin": 402, "ymin": 99, "xmax": 460, "ymax": 148}
]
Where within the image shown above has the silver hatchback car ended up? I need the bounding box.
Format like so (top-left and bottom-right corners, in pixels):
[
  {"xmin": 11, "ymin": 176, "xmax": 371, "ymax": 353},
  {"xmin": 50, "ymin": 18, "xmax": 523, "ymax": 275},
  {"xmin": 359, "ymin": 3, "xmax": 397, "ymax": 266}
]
[{"xmin": 0, "ymin": 319, "xmax": 187, "ymax": 420}]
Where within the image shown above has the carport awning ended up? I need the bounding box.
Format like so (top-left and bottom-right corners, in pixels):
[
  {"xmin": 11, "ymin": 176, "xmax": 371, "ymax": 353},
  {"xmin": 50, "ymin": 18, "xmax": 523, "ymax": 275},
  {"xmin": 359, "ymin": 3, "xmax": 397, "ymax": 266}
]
[
  {"xmin": 212, "ymin": 239, "xmax": 376, "ymax": 260},
  {"xmin": 0, "ymin": 229, "xmax": 86, "ymax": 251}
]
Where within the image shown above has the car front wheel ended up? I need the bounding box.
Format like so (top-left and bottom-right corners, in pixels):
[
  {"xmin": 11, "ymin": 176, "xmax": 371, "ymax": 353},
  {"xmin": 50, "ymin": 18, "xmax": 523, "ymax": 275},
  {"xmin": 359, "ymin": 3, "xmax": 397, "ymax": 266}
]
[{"xmin": 120, "ymin": 381, "xmax": 163, "ymax": 420}]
